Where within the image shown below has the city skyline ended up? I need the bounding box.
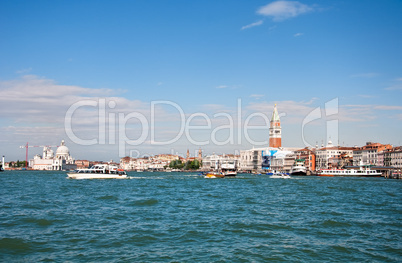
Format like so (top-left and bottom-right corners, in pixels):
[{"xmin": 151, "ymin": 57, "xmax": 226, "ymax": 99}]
[{"xmin": 1, "ymin": 0, "xmax": 401, "ymax": 161}]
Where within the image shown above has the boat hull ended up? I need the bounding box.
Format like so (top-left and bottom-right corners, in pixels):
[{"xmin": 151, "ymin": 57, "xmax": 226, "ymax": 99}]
[
  {"xmin": 205, "ymin": 172, "xmax": 225, "ymax": 178},
  {"xmin": 67, "ymin": 173, "xmax": 127, "ymax": 179},
  {"xmin": 224, "ymin": 171, "xmax": 237, "ymax": 177},
  {"xmin": 270, "ymin": 174, "xmax": 290, "ymax": 178},
  {"xmin": 317, "ymin": 174, "xmax": 381, "ymax": 177},
  {"xmin": 290, "ymin": 171, "xmax": 307, "ymax": 176},
  {"xmin": 317, "ymin": 169, "xmax": 382, "ymax": 177}
]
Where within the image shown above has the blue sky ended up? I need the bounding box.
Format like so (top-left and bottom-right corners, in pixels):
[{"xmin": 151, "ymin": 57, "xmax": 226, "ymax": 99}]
[{"xmin": 0, "ymin": 0, "xmax": 401, "ymax": 161}]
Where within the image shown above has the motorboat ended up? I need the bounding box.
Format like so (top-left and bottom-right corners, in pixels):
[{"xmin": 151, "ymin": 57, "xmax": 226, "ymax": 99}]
[
  {"xmin": 290, "ymin": 159, "xmax": 307, "ymax": 176},
  {"xmin": 67, "ymin": 164, "xmax": 127, "ymax": 179},
  {"xmin": 223, "ymin": 170, "xmax": 237, "ymax": 177},
  {"xmin": 205, "ymin": 171, "xmax": 225, "ymax": 178},
  {"xmin": 270, "ymin": 172, "xmax": 290, "ymax": 178}
]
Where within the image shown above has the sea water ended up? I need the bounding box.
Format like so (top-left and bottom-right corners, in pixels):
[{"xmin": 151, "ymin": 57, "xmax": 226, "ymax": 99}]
[{"xmin": 0, "ymin": 171, "xmax": 400, "ymax": 262}]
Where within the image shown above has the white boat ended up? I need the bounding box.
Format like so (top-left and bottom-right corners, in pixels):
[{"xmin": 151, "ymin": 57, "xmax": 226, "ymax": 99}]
[
  {"xmin": 270, "ymin": 172, "xmax": 290, "ymax": 178},
  {"xmin": 290, "ymin": 159, "xmax": 307, "ymax": 176},
  {"xmin": 317, "ymin": 164, "xmax": 381, "ymax": 177},
  {"xmin": 0, "ymin": 156, "xmax": 4, "ymax": 172},
  {"xmin": 224, "ymin": 170, "xmax": 237, "ymax": 177},
  {"xmin": 67, "ymin": 164, "xmax": 127, "ymax": 179}
]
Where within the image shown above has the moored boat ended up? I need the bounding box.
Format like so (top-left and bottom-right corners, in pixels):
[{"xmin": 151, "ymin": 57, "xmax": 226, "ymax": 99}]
[
  {"xmin": 290, "ymin": 159, "xmax": 307, "ymax": 176},
  {"xmin": 317, "ymin": 165, "xmax": 381, "ymax": 177},
  {"xmin": 0, "ymin": 156, "xmax": 4, "ymax": 172},
  {"xmin": 67, "ymin": 164, "xmax": 127, "ymax": 179}
]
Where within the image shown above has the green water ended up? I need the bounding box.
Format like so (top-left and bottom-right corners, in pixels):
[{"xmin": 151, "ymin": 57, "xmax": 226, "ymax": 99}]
[{"xmin": 0, "ymin": 171, "xmax": 401, "ymax": 262}]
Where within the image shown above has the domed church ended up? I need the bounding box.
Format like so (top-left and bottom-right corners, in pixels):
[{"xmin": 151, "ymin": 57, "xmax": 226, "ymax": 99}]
[{"xmin": 31, "ymin": 140, "xmax": 76, "ymax": 170}]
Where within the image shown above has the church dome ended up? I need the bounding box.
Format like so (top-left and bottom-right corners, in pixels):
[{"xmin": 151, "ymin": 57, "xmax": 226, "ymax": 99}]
[{"xmin": 56, "ymin": 140, "xmax": 69, "ymax": 155}]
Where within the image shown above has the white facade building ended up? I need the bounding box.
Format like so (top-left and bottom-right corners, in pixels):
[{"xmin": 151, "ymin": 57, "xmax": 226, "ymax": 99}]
[
  {"xmin": 240, "ymin": 147, "xmax": 298, "ymax": 172},
  {"xmin": 316, "ymin": 141, "xmax": 355, "ymax": 170},
  {"xmin": 202, "ymin": 154, "xmax": 239, "ymax": 171},
  {"xmin": 30, "ymin": 140, "xmax": 76, "ymax": 170},
  {"xmin": 352, "ymin": 142, "xmax": 393, "ymax": 166},
  {"xmin": 390, "ymin": 147, "xmax": 402, "ymax": 168}
]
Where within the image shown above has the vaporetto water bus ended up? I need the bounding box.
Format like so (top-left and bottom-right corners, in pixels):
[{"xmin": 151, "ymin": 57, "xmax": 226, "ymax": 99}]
[
  {"xmin": 317, "ymin": 165, "xmax": 382, "ymax": 177},
  {"xmin": 67, "ymin": 164, "xmax": 127, "ymax": 179}
]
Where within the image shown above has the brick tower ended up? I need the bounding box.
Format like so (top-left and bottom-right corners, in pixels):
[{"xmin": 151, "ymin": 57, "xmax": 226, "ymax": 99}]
[{"xmin": 269, "ymin": 104, "xmax": 282, "ymax": 148}]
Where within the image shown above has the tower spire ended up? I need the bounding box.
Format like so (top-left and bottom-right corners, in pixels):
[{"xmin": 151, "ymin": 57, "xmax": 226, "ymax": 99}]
[{"xmin": 269, "ymin": 104, "xmax": 282, "ymax": 148}]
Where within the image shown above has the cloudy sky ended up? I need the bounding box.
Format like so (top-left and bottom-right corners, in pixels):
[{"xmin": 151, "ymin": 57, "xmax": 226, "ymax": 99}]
[{"xmin": 1, "ymin": 0, "xmax": 401, "ymax": 161}]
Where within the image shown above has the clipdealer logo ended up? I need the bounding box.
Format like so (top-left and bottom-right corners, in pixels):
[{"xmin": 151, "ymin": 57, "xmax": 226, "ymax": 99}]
[
  {"xmin": 64, "ymin": 98, "xmax": 340, "ymax": 157},
  {"xmin": 64, "ymin": 99, "xmax": 271, "ymax": 157}
]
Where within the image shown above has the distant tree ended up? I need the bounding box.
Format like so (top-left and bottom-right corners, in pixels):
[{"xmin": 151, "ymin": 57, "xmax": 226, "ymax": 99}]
[
  {"xmin": 185, "ymin": 160, "xmax": 200, "ymax": 170},
  {"xmin": 169, "ymin": 159, "xmax": 184, "ymax": 169}
]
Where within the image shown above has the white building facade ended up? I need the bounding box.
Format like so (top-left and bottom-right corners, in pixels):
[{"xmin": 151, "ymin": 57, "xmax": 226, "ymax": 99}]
[
  {"xmin": 30, "ymin": 140, "xmax": 76, "ymax": 170},
  {"xmin": 316, "ymin": 141, "xmax": 355, "ymax": 170}
]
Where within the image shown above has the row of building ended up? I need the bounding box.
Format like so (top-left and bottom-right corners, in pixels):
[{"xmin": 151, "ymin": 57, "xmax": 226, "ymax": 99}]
[
  {"xmin": 201, "ymin": 105, "xmax": 401, "ymax": 173},
  {"xmin": 119, "ymin": 104, "xmax": 401, "ymax": 174},
  {"xmin": 8, "ymin": 105, "xmax": 401, "ymax": 176},
  {"xmin": 116, "ymin": 141, "xmax": 401, "ymax": 174},
  {"xmin": 120, "ymin": 149, "xmax": 203, "ymax": 171}
]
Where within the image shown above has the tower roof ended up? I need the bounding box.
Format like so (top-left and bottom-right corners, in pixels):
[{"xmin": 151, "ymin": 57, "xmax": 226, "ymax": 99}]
[{"xmin": 271, "ymin": 104, "xmax": 280, "ymax": 122}]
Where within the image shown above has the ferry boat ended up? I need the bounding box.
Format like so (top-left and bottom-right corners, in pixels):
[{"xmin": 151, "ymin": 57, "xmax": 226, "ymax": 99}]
[
  {"xmin": 317, "ymin": 165, "xmax": 381, "ymax": 177},
  {"xmin": 67, "ymin": 164, "xmax": 127, "ymax": 179},
  {"xmin": 290, "ymin": 159, "xmax": 307, "ymax": 176}
]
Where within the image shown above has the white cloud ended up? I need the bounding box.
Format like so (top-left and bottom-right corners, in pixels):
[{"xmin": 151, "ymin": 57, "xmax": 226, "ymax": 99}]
[
  {"xmin": 250, "ymin": 94, "xmax": 265, "ymax": 99},
  {"xmin": 374, "ymin": 105, "xmax": 402, "ymax": 111},
  {"xmin": 385, "ymin": 84, "xmax": 402, "ymax": 91},
  {"xmin": 358, "ymin": 94, "xmax": 375, "ymax": 99},
  {"xmin": 16, "ymin": 68, "xmax": 32, "ymax": 74},
  {"xmin": 294, "ymin": 32, "xmax": 304, "ymax": 37},
  {"xmin": 216, "ymin": 85, "xmax": 228, "ymax": 89},
  {"xmin": 241, "ymin": 20, "xmax": 264, "ymax": 30},
  {"xmin": 257, "ymin": 1, "xmax": 314, "ymax": 22}
]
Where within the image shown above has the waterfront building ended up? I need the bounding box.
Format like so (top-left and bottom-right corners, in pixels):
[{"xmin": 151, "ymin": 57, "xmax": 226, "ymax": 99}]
[
  {"xmin": 270, "ymin": 153, "xmax": 296, "ymax": 173},
  {"xmin": 240, "ymin": 147, "xmax": 299, "ymax": 172},
  {"xmin": 353, "ymin": 142, "xmax": 392, "ymax": 166},
  {"xmin": 30, "ymin": 140, "xmax": 76, "ymax": 170},
  {"xmin": 327, "ymin": 153, "xmax": 353, "ymax": 169},
  {"xmin": 197, "ymin": 148, "xmax": 202, "ymax": 161},
  {"xmin": 387, "ymin": 146, "xmax": 402, "ymax": 168},
  {"xmin": 294, "ymin": 147, "xmax": 316, "ymax": 171},
  {"xmin": 377, "ymin": 151, "xmax": 385, "ymax": 167},
  {"xmin": 240, "ymin": 149, "xmax": 261, "ymax": 172},
  {"xmin": 202, "ymin": 154, "xmax": 239, "ymax": 171},
  {"xmin": 120, "ymin": 157, "xmax": 151, "ymax": 171},
  {"xmin": 120, "ymin": 154, "xmax": 182, "ymax": 171},
  {"xmin": 315, "ymin": 140, "xmax": 355, "ymax": 170},
  {"xmin": 269, "ymin": 104, "xmax": 282, "ymax": 148},
  {"xmin": 75, "ymin": 160, "xmax": 90, "ymax": 169}
]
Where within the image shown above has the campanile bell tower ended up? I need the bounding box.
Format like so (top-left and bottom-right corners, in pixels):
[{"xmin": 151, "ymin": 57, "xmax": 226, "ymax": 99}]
[{"xmin": 269, "ymin": 104, "xmax": 282, "ymax": 148}]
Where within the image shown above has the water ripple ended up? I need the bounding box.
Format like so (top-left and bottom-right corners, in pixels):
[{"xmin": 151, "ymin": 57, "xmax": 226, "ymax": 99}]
[{"xmin": 0, "ymin": 171, "xmax": 401, "ymax": 262}]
